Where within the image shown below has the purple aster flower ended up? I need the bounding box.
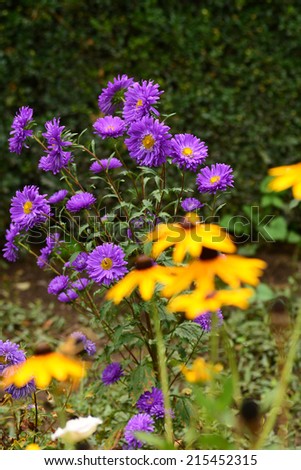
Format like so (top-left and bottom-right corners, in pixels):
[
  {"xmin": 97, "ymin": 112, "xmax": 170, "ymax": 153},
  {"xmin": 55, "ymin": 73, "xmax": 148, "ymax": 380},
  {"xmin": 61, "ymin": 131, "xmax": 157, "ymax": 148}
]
[
  {"xmin": 86, "ymin": 243, "xmax": 127, "ymax": 286},
  {"xmin": 48, "ymin": 275, "xmax": 69, "ymax": 295},
  {"xmin": 70, "ymin": 331, "xmax": 96, "ymax": 356},
  {"xmin": 37, "ymin": 232, "xmax": 61, "ymax": 269},
  {"xmin": 3, "ymin": 223, "xmax": 20, "ymax": 262},
  {"xmin": 196, "ymin": 163, "xmax": 234, "ymax": 194},
  {"xmin": 48, "ymin": 189, "xmax": 68, "ymax": 204},
  {"xmin": 71, "ymin": 278, "xmax": 89, "ymax": 291},
  {"xmin": 193, "ymin": 310, "xmax": 224, "ymax": 332},
  {"xmin": 0, "ymin": 340, "xmax": 35, "ymax": 399},
  {"xmin": 125, "ymin": 116, "xmax": 171, "ymax": 167},
  {"xmin": 170, "ymin": 133, "xmax": 208, "ymax": 172},
  {"xmin": 38, "ymin": 118, "xmax": 73, "ymax": 174},
  {"xmin": 101, "ymin": 362, "xmax": 123, "ymax": 385},
  {"xmin": 123, "ymin": 80, "xmax": 163, "ymax": 123},
  {"xmin": 70, "ymin": 252, "xmax": 88, "ymax": 272},
  {"xmin": 181, "ymin": 197, "xmax": 203, "ymax": 212},
  {"xmin": 98, "ymin": 74, "xmax": 134, "ymax": 115},
  {"xmin": 66, "ymin": 192, "xmax": 96, "ymax": 213},
  {"xmin": 90, "ymin": 158, "xmax": 122, "ymax": 173},
  {"xmin": 8, "ymin": 106, "xmax": 34, "ymax": 154},
  {"xmin": 57, "ymin": 289, "xmax": 78, "ymax": 303},
  {"xmin": 10, "ymin": 185, "xmax": 50, "ymax": 231},
  {"xmin": 124, "ymin": 413, "xmax": 154, "ymax": 449},
  {"xmin": 136, "ymin": 387, "xmax": 165, "ymax": 419},
  {"xmin": 93, "ymin": 116, "xmax": 126, "ymax": 139}
]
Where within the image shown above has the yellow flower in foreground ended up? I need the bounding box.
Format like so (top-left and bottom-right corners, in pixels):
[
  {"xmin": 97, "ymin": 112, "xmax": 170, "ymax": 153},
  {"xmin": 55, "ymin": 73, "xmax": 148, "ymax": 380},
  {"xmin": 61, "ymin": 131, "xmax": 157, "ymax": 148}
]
[
  {"xmin": 268, "ymin": 162, "xmax": 301, "ymax": 199},
  {"xmin": 2, "ymin": 344, "xmax": 86, "ymax": 389},
  {"xmin": 106, "ymin": 255, "xmax": 175, "ymax": 304},
  {"xmin": 162, "ymin": 248, "xmax": 266, "ymax": 297},
  {"xmin": 148, "ymin": 213, "xmax": 236, "ymax": 263},
  {"xmin": 182, "ymin": 357, "xmax": 223, "ymax": 383},
  {"xmin": 25, "ymin": 444, "xmax": 41, "ymax": 450},
  {"xmin": 168, "ymin": 286, "xmax": 254, "ymax": 320}
]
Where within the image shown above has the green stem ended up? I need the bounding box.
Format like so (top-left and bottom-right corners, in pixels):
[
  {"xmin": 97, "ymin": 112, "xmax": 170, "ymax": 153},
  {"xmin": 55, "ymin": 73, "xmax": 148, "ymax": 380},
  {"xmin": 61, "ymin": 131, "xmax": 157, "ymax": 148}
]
[
  {"xmin": 151, "ymin": 302, "xmax": 173, "ymax": 444},
  {"xmin": 254, "ymin": 307, "xmax": 301, "ymax": 449},
  {"xmin": 33, "ymin": 392, "xmax": 38, "ymax": 443}
]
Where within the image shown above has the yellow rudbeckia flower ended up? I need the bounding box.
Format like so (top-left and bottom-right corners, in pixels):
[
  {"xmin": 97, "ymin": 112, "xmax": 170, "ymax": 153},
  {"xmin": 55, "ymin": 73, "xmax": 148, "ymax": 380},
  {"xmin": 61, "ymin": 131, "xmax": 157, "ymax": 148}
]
[
  {"xmin": 182, "ymin": 357, "xmax": 223, "ymax": 383},
  {"xmin": 162, "ymin": 248, "xmax": 266, "ymax": 297},
  {"xmin": 167, "ymin": 286, "xmax": 254, "ymax": 319},
  {"xmin": 148, "ymin": 213, "xmax": 236, "ymax": 263},
  {"xmin": 2, "ymin": 344, "xmax": 86, "ymax": 389},
  {"xmin": 106, "ymin": 255, "xmax": 175, "ymax": 304},
  {"xmin": 268, "ymin": 162, "xmax": 301, "ymax": 199}
]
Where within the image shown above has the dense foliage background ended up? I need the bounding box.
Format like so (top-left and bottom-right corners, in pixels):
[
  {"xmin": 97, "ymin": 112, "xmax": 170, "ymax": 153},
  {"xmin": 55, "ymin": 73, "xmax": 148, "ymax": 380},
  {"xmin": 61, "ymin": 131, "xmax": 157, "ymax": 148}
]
[{"xmin": 1, "ymin": 0, "xmax": 301, "ymax": 232}]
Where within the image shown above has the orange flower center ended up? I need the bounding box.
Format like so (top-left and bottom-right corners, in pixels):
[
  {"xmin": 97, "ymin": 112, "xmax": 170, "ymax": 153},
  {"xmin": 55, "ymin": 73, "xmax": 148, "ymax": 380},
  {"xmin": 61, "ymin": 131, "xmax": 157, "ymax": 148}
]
[
  {"xmin": 105, "ymin": 125, "xmax": 115, "ymax": 131},
  {"xmin": 182, "ymin": 147, "xmax": 193, "ymax": 157},
  {"xmin": 142, "ymin": 134, "xmax": 155, "ymax": 150},
  {"xmin": 23, "ymin": 201, "xmax": 33, "ymax": 214},
  {"xmin": 136, "ymin": 99, "xmax": 143, "ymax": 107},
  {"xmin": 101, "ymin": 257, "xmax": 113, "ymax": 270},
  {"xmin": 209, "ymin": 176, "xmax": 220, "ymax": 184}
]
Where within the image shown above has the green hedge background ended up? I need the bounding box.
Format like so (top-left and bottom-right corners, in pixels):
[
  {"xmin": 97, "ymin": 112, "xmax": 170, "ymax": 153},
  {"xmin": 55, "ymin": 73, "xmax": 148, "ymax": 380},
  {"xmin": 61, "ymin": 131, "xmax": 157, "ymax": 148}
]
[{"xmin": 1, "ymin": 0, "xmax": 301, "ymax": 233}]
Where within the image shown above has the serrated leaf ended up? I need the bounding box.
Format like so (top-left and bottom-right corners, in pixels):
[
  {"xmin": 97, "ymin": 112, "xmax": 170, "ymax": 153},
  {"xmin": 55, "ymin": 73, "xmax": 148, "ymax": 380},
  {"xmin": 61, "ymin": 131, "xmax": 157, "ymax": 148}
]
[{"xmin": 173, "ymin": 322, "xmax": 202, "ymax": 342}]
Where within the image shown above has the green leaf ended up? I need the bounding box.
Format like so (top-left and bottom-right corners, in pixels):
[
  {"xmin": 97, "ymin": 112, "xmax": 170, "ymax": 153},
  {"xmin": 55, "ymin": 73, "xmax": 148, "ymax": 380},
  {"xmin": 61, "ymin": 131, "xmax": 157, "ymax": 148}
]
[
  {"xmin": 172, "ymin": 322, "xmax": 202, "ymax": 342},
  {"xmin": 135, "ymin": 432, "xmax": 175, "ymax": 449}
]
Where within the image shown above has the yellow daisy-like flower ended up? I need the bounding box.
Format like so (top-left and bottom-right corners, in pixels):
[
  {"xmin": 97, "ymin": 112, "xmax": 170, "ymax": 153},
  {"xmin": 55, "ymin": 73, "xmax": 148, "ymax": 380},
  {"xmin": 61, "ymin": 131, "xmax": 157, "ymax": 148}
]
[
  {"xmin": 268, "ymin": 162, "xmax": 301, "ymax": 199},
  {"xmin": 2, "ymin": 344, "xmax": 86, "ymax": 389},
  {"xmin": 162, "ymin": 248, "xmax": 266, "ymax": 297},
  {"xmin": 148, "ymin": 213, "xmax": 236, "ymax": 263},
  {"xmin": 181, "ymin": 357, "xmax": 223, "ymax": 383},
  {"xmin": 167, "ymin": 286, "xmax": 254, "ymax": 320},
  {"xmin": 106, "ymin": 255, "xmax": 175, "ymax": 304},
  {"xmin": 25, "ymin": 444, "xmax": 41, "ymax": 450}
]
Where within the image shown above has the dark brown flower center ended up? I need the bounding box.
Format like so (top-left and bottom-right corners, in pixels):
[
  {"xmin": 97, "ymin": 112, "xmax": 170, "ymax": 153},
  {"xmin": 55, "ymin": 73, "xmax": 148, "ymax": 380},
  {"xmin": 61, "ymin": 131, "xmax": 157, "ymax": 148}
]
[
  {"xmin": 34, "ymin": 343, "xmax": 54, "ymax": 355},
  {"xmin": 199, "ymin": 247, "xmax": 220, "ymax": 261},
  {"xmin": 135, "ymin": 255, "xmax": 155, "ymax": 270}
]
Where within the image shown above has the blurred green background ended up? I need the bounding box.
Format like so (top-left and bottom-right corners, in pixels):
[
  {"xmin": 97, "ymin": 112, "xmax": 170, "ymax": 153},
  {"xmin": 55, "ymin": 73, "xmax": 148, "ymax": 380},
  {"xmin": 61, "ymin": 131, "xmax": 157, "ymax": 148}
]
[{"xmin": 1, "ymin": 0, "xmax": 301, "ymax": 234}]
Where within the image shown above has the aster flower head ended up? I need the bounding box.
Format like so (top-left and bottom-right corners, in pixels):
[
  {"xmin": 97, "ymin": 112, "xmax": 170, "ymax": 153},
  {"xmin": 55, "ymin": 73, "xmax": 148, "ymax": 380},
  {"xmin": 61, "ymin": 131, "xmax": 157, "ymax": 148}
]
[
  {"xmin": 90, "ymin": 158, "xmax": 122, "ymax": 173},
  {"xmin": 57, "ymin": 289, "xmax": 78, "ymax": 303},
  {"xmin": 101, "ymin": 362, "xmax": 123, "ymax": 385},
  {"xmin": 37, "ymin": 232, "xmax": 61, "ymax": 269},
  {"xmin": 3, "ymin": 223, "xmax": 20, "ymax": 262},
  {"xmin": 93, "ymin": 116, "xmax": 126, "ymax": 139},
  {"xmin": 123, "ymin": 80, "xmax": 163, "ymax": 123},
  {"xmin": 8, "ymin": 106, "xmax": 34, "ymax": 154},
  {"xmin": 124, "ymin": 413, "xmax": 154, "ymax": 449},
  {"xmin": 125, "ymin": 116, "xmax": 171, "ymax": 167},
  {"xmin": 10, "ymin": 185, "xmax": 50, "ymax": 231},
  {"xmin": 181, "ymin": 198, "xmax": 203, "ymax": 212},
  {"xmin": 0, "ymin": 340, "xmax": 35, "ymax": 399},
  {"xmin": 48, "ymin": 189, "xmax": 68, "ymax": 204},
  {"xmin": 98, "ymin": 74, "xmax": 134, "ymax": 115},
  {"xmin": 38, "ymin": 118, "xmax": 73, "ymax": 174},
  {"xmin": 193, "ymin": 310, "xmax": 223, "ymax": 332},
  {"xmin": 70, "ymin": 252, "xmax": 88, "ymax": 272},
  {"xmin": 71, "ymin": 278, "xmax": 89, "ymax": 291},
  {"xmin": 86, "ymin": 243, "xmax": 127, "ymax": 286},
  {"xmin": 170, "ymin": 133, "xmax": 208, "ymax": 172},
  {"xmin": 136, "ymin": 387, "xmax": 165, "ymax": 418},
  {"xmin": 70, "ymin": 332, "xmax": 96, "ymax": 356},
  {"xmin": 196, "ymin": 163, "xmax": 234, "ymax": 194},
  {"xmin": 66, "ymin": 192, "xmax": 96, "ymax": 213},
  {"xmin": 48, "ymin": 275, "xmax": 69, "ymax": 295}
]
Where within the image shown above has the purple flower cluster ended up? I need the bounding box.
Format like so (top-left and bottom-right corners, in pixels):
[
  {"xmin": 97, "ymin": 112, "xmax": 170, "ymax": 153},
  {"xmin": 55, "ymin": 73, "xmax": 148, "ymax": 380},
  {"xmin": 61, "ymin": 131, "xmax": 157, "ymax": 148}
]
[
  {"xmin": 66, "ymin": 252, "xmax": 88, "ymax": 272},
  {"xmin": 124, "ymin": 413, "xmax": 155, "ymax": 449},
  {"xmin": 71, "ymin": 278, "xmax": 89, "ymax": 291},
  {"xmin": 93, "ymin": 116, "xmax": 126, "ymax": 139},
  {"xmin": 66, "ymin": 192, "xmax": 96, "ymax": 213},
  {"xmin": 196, "ymin": 163, "xmax": 234, "ymax": 194},
  {"xmin": 48, "ymin": 189, "xmax": 68, "ymax": 204},
  {"xmin": 98, "ymin": 74, "xmax": 134, "ymax": 115},
  {"xmin": 38, "ymin": 118, "xmax": 73, "ymax": 174},
  {"xmin": 3, "ymin": 223, "xmax": 20, "ymax": 262},
  {"xmin": 9, "ymin": 185, "xmax": 50, "ymax": 231},
  {"xmin": 48, "ymin": 275, "xmax": 69, "ymax": 295},
  {"xmin": 193, "ymin": 310, "xmax": 224, "ymax": 332},
  {"xmin": 170, "ymin": 133, "xmax": 208, "ymax": 172},
  {"xmin": 181, "ymin": 197, "xmax": 203, "ymax": 212},
  {"xmin": 8, "ymin": 106, "xmax": 34, "ymax": 154},
  {"xmin": 123, "ymin": 80, "xmax": 163, "ymax": 123},
  {"xmin": 125, "ymin": 116, "xmax": 171, "ymax": 167},
  {"xmin": 136, "ymin": 387, "xmax": 165, "ymax": 419},
  {"xmin": 86, "ymin": 243, "xmax": 127, "ymax": 286},
  {"xmin": 47, "ymin": 272, "xmax": 89, "ymax": 302},
  {"xmin": 0, "ymin": 340, "xmax": 35, "ymax": 399},
  {"xmin": 90, "ymin": 158, "xmax": 122, "ymax": 173},
  {"xmin": 101, "ymin": 363, "xmax": 123, "ymax": 385},
  {"xmin": 70, "ymin": 331, "xmax": 96, "ymax": 356},
  {"xmin": 37, "ymin": 232, "xmax": 61, "ymax": 269}
]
